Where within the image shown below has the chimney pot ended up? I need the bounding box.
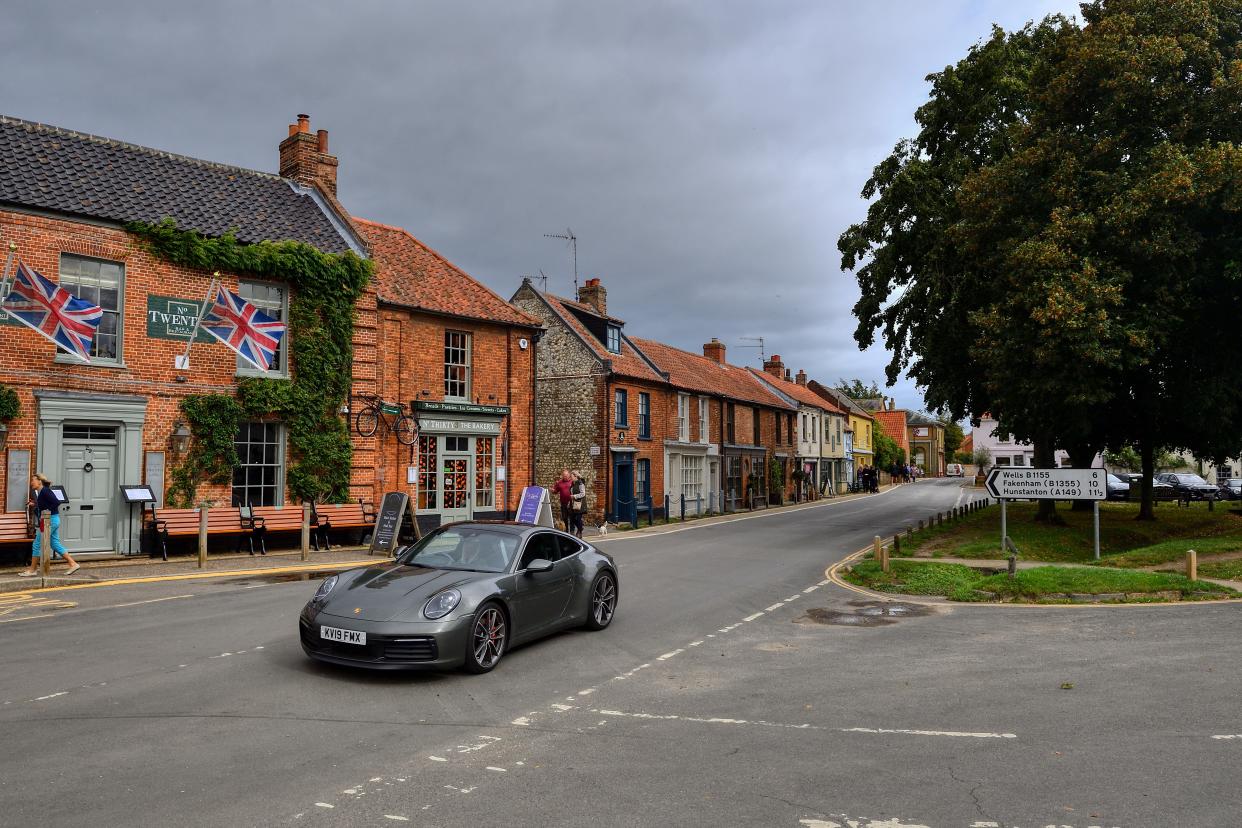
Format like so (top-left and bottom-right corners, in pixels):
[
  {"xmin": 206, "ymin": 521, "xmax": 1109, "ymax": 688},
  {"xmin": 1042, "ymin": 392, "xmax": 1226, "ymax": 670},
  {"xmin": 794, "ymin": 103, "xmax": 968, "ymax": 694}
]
[
  {"xmin": 288, "ymin": 123, "xmax": 298, "ymax": 137},
  {"xmin": 762, "ymin": 353, "xmax": 785, "ymax": 378},
  {"xmin": 577, "ymin": 278, "xmax": 607, "ymax": 315},
  {"xmin": 317, "ymin": 129, "xmax": 329, "ymax": 153},
  {"xmin": 280, "ymin": 115, "xmax": 338, "ymax": 196},
  {"xmin": 297, "ymin": 114, "xmax": 310, "ymax": 133},
  {"xmin": 703, "ymin": 338, "xmax": 727, "ymax": 364}
]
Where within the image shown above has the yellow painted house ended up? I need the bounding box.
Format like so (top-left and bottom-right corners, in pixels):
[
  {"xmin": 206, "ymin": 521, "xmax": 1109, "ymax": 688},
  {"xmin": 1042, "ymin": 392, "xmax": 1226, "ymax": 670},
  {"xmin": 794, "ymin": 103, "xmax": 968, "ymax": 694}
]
[{"xmin": 807, "ymin": 381, "xmax": 874, "ymax": 482}]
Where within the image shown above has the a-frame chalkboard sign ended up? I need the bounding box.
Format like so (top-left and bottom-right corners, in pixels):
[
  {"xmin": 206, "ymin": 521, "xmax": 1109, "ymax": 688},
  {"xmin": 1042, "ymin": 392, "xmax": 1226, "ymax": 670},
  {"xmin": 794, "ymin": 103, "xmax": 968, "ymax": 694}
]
[{"xmin": 370, "ymin": 491, "xmax": 421, "ymax": 556}]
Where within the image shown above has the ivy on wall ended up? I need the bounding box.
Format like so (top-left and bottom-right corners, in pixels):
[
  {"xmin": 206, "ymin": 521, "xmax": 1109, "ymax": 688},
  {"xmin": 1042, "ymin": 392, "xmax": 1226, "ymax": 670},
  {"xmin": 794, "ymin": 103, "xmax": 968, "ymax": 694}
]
[
  {"xmin": 128, "ymin": 219, "xmax": 371, "ymax": 507},
  {"xmin": 0, "ymin": 383, "xmax": 19, "ymax": 422}
]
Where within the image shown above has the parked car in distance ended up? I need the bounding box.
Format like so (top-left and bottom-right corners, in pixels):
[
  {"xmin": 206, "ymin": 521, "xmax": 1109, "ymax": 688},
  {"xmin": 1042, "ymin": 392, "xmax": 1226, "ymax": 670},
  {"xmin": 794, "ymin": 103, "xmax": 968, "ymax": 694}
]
[
  {"xmin": 946, "ymin": 463, "xmax": 964, "ymax": 477},
  {"xmin": 1217, "ymin": 478, "xmax": 1242, "ymax": 501},
  {"xmin": 1155, "ymin": 472, "xmax": 1219, "ymax": 500},
  {"xmin": 1106, "ymin": 473, "xmax": 1130, "ymax": 501}
]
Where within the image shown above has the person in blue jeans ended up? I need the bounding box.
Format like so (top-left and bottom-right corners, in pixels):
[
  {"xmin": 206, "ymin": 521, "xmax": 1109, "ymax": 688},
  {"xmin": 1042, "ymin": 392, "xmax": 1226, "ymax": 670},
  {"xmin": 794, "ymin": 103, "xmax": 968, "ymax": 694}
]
[{"xmin": 20, "ymin": 473, "xmax": 80, "ymax": 577}]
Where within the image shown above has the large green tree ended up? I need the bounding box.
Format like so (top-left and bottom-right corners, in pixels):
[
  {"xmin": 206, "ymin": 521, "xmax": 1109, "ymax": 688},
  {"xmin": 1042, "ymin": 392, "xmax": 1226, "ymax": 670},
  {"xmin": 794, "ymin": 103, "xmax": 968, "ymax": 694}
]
[
  {"xmin": 841, "ymin": 0, "xmax": 1242, "ymax": 521},
  {"xmin": 835, "ymin": 378, "xmax": 883, "ymax": 399}
]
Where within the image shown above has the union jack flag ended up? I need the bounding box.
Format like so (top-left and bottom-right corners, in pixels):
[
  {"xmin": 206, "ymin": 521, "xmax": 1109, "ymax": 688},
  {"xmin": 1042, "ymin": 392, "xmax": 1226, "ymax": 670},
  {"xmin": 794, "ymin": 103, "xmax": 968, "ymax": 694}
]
[
  {"xmin": 199, "ymin": 285, "xmax": 286, "ymax": 373},
  {"xmin": 1, "ymin": 261, "xmax": 103, "ymax": 362}
]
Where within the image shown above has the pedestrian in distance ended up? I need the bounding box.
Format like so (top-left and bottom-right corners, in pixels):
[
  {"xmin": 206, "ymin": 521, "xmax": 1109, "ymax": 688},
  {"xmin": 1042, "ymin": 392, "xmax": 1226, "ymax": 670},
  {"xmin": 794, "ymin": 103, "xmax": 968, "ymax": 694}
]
[
  {"xmin": 569, "ymin": 470, "xmax": 587, "ymax": 539},
  {"xmin": 20, "ymin": 473, "xmax": 80, "ymax": 577},
  {"xmin": 552, "ymin": 469, "xmax": 574, "ymax": 533}
]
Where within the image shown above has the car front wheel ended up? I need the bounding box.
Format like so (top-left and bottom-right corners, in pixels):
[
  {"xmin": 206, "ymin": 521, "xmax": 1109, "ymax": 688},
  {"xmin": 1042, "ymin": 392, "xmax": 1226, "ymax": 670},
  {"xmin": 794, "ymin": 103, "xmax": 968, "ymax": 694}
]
[
  {"xmin": 584, "ymin": 571, "xmax": 617, "ymax": 631},
  {"xmin": 464, "ymin": 602, "xmax": 507, "ymax": 674}
]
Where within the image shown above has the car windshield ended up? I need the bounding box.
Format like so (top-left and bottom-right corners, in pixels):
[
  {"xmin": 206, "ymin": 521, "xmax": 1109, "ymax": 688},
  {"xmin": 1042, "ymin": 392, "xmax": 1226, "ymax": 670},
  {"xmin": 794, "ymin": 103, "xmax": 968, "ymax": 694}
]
[
  {"xmin": 1176, "ymin": 474, "xmax": 1209, "ymax": 485},
  {"xmin": 1108, "ymin": 474, "xmax": 1126, "ymax": 485},
  {"xmin": 398, "ymin": 527, "xmax": 519, "ymax": 573}
]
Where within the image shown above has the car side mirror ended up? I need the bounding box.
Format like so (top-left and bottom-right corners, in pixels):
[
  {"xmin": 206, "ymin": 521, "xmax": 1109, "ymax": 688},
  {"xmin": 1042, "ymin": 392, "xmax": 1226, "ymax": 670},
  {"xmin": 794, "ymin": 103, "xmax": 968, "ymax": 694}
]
[{"xmin": 524, "ymin": 558, "xmax": 554, "ymax": 574}]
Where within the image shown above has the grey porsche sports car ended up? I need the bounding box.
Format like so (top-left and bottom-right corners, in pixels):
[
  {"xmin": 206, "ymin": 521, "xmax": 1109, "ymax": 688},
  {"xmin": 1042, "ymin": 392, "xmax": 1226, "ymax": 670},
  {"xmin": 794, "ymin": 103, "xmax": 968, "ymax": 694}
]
[{"xmin": 299, "ymin": 522, "xmax": 618, "ymax": 673}]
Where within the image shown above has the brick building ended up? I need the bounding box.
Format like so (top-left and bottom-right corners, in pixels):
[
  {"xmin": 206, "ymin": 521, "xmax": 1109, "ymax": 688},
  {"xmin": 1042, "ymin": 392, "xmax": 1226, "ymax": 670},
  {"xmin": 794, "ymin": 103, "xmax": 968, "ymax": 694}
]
[
  {"xmin": 351, "ymin": 219, "xmax": 541, "ymax": 532},
  {"xmin": 0, "ymin": 114, "xmax": 366, "ymax": 554},
  {"xmin": 511, "ymin": 278, "xmax": 671, "ymax": 523}
]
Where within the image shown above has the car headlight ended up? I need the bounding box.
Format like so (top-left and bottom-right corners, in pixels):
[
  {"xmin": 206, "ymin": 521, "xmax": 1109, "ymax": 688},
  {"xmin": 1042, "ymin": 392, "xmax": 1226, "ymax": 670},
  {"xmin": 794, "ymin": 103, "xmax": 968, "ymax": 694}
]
[
  {"xmin": 424, "ymin": 589, "xmax": 461, "ymax": 620},
  {"xmin": 312, "ymin": 575, "xmax": 338, "ymax": 603}
]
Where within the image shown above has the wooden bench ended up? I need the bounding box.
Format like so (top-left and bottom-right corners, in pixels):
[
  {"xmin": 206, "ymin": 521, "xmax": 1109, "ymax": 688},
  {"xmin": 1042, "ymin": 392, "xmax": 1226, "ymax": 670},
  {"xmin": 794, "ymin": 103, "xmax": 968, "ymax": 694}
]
[
  {"xmin": 144, "ymin": 506, "xmax": 256, "ymax": 561},
  {"xmin": 308, "ymin": 500, "xmax": 376, "ymax": 547},
  {"xmin": 144, "ymin": 500, "xmax": 376, "ymax": 560}
]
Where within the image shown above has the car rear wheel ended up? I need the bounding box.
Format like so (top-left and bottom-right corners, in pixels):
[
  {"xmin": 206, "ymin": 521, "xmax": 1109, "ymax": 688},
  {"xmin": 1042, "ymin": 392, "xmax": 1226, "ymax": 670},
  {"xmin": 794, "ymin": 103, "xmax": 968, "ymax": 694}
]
[
  {"xmin": 584, "ymin": 571, "xmax": 617, "ymax": 631},
  {"xmin": 464, "ymin": 602, "xmax": 506, "ymax": 674}
]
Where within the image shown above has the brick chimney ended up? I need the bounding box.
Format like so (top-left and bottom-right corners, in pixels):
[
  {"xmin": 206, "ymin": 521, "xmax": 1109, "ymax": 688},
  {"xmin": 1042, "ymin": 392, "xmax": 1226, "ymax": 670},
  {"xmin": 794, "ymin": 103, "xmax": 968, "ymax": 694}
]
[
  {"xmin": 795, "ymin": 369, "xmax": 808, "ymax": 386},
  {"xmin": 703, "ymin": 338, "xmax": 726, "ymax": 364},
  {"xmin": 763, "ymin": 354, "xmax": 785, "ymax": 378},
  {"xmin": 279, "ymin": 113, "xmax": 339, "ymax": 196},
  {"xmin": 577, "ymin": 278, "xmax": 607, "ymax": 316}
]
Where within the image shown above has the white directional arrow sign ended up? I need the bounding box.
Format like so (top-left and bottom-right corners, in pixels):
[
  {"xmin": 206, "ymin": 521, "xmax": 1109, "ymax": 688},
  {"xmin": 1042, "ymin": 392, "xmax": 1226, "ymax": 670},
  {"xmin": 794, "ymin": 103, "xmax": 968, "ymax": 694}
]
[{"xmin": 984, "ymin": 467, "xmax": 1106, "ymax": 501}]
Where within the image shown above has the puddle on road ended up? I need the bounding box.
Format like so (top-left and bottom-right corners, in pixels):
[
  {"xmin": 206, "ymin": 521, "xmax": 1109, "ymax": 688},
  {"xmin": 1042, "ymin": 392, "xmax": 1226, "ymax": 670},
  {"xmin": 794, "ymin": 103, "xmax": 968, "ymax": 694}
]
[
  {"xmin": 224, "ymin": 570, "xmax": 337, "ymax": 586},
  {"xmin": 796, "ymin": 600, "xmax": 934, "ymax": 627}
]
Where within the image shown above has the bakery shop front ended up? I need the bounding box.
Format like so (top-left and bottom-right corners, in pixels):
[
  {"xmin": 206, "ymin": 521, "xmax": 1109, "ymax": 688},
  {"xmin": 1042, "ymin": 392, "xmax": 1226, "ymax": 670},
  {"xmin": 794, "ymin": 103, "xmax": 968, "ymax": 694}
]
[{"xmin": 413, "ymin": 401, "xmax": 509, "ymax": 529}]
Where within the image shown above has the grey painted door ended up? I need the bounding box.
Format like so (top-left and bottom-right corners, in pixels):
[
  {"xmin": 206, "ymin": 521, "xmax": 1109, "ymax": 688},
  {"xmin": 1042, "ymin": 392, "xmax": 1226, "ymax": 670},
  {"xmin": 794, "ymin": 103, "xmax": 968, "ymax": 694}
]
[{"xmin": 61, "ymin": 440, "xmax": 116, "ymax": 552}]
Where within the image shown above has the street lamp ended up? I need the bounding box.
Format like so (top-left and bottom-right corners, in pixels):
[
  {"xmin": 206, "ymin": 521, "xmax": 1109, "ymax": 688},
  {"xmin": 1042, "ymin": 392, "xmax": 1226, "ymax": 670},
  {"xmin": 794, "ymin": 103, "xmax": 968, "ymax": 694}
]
[{"xmin": 170, "ymin": 421, "xmax": 192, "ymax": 454}]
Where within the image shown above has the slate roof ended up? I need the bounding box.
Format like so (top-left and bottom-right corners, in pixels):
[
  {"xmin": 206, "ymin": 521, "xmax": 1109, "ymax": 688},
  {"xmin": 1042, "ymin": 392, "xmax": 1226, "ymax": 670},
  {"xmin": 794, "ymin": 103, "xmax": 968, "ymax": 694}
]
[
  {"xmin": 540, "ymin": 293, "xmax": 666, "ymax": 383},
  {"xmin": 632, "ymin": 338, "xmax": 793, "ymax": 409},
  {"xmin": 748, "ymin": 368, "xmax": 843, "ymax": 412},
  {"xmin": 0, "ymin": 115, "xmax": 356, "ymax": 253},
  {"xmin": 357, "ymin": 219, "xmax": 540, "ymax": 328}
]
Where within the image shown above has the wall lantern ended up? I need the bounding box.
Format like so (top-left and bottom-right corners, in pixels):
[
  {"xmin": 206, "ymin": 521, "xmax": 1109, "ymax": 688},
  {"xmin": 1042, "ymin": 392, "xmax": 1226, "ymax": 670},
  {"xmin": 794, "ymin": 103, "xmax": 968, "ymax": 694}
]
[
  {"xmin": 616, "ymin": 428, "xmax": 627, "ymax": 444},
  {"xmin": 170, "ymin": 421, "xmax": 192, "ymax": 454},
  {"xmin": 0, "ymin": 422, "xmax": 7, "ymax": 451}
]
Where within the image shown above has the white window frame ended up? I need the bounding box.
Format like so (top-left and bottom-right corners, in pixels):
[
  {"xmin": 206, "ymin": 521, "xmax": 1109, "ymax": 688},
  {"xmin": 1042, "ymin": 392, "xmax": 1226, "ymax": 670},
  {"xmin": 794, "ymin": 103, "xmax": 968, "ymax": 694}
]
[
  {"xmin": 682, "ymin": 454, "xmax": 704, "ymax": 500},
  {"xmin": 444, "ymin": 330, "xmax": 472, "ymax": 400},
  {"xmin": 606, "ymin": 325, "xmax": 621, "ymax": 354},
  {"xmin": 677, "ymin": 394, "xmax": 690, "ymax": 442},
  {"xmin": 232, "ymin": 421, "xmax": 285, "ymax": 506},
  {"xmin": 56, "ymin": 253, "xmax": 125, "ymax": 367},
  {"xmin": 235, "ymin": 278, "xmax": 290, "ymax": 378},
  {"xmin": 698, "ymin": 397, "xmax": 709, "ymax": 444}
]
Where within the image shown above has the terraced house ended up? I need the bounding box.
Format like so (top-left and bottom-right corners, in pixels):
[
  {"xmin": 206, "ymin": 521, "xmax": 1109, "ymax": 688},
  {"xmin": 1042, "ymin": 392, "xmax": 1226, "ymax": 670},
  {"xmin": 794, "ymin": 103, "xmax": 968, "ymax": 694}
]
[{"xmin": 0, "ymin": 114, "xmax": 368, "ymax": 557}]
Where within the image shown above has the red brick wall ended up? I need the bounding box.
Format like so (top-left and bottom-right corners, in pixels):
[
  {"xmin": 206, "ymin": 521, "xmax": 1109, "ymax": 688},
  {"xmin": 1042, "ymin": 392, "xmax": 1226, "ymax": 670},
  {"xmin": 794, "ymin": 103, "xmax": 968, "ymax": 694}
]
[
  {"xmin": 365, "ymin": 306, "xmax": 535, "ymax": 516},
  {"xmin": 609, "ymin": 378, "xmax": 671, "ymax": 512},
  {"xmin": 0, "ymin": 209, "xmax": 285, "ymax": 508}
]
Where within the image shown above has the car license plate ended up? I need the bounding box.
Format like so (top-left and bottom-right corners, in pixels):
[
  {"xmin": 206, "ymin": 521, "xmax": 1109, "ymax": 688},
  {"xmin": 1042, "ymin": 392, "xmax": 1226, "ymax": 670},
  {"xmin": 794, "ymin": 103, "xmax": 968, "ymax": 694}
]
[{"xmin": 320, "ymin": 625, "xmax": 366, "ymax": 645}]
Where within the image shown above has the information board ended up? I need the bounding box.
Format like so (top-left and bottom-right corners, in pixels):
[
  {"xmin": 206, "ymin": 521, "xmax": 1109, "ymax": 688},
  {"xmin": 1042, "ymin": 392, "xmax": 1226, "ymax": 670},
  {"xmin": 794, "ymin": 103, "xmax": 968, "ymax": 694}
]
[
  {"xmin": 984, "ymin": 467, "xmax": 1106, "ymax": 501},
  {"xmin": 144, "ymin": 451, "xmax": 165, "ymax": 508},
  {"xmin": 516, "ymin": 486, "xmax": 554, "ymax": 527},
  {"xmin": 370, "ymin": 491, "xmax": 419, "ymax": 555},
  {"xmin": 6, "ymin": 448, "xmax": 30, "ymax": 513}
]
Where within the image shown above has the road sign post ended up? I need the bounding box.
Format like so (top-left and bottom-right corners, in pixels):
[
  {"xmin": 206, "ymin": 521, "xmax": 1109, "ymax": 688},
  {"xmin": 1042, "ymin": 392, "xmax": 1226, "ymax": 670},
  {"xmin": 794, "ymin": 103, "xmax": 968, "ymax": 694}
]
[{"xmin": 984, "ymin": 467, "xmax": 1108, "ymax": 561}]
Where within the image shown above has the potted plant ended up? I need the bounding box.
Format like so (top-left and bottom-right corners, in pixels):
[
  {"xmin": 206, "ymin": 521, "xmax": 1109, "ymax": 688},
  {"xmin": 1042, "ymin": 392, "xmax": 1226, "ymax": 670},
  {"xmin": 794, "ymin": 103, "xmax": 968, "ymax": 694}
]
[
  {"xmin": 0, "ymin": 384, "xmax": 20, "ymax": 451},
  {"xmin": 972, "ymin": 447, "xmax": 991, "ymax": 486}
]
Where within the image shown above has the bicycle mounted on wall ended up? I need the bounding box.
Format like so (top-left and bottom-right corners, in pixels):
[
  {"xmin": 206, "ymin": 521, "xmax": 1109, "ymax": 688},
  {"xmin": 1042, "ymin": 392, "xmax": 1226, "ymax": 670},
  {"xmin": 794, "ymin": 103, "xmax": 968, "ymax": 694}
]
[{"xmin": 353, "ymin": 393, "xmax": 416, "ymax": 445}]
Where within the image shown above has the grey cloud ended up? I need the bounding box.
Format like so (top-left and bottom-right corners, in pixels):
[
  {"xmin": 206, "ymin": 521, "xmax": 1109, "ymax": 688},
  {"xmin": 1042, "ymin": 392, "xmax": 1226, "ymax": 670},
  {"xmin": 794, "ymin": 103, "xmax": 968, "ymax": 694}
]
[{"xmin": 2, "ymin": 0, "xmax": 1080, "ymax": 411}]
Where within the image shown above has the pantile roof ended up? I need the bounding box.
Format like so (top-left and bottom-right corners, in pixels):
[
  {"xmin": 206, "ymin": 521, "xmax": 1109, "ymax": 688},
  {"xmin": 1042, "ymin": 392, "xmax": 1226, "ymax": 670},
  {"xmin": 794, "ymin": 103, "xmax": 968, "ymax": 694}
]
[
  {"xmin": 632, "ymin": 339, "xmax": 793, "ymax": 409},
  {"xmin": 807, "ymin": 381, "xmax": 875, "ymax": 420},
  {"xmin": 357, "ymin": 219, "xmax": 540, "ymax": 328},
  {"xmin": 538, "ymin": 293, "xmax": 665, "ymax": 382},
  {"xmin": 0, "ymin": 115, "xmax": 357, "ymax": 253},
  {"xmin": 872, "ymin": 410, "xmax": 910, "ymax": 452},
  {"xmin": 748, "ymin": 368, "xmax": 844, "ymax": 412}
]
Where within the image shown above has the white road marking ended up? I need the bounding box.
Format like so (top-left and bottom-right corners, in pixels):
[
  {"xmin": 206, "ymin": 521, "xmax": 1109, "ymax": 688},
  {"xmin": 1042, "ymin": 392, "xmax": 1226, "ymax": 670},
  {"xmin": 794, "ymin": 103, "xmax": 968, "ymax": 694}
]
[
  {"xmin": 744, "ymin": 612, "xmax": 766, "ymax": 621},
  {"xmin": 314, "ymin": 803, "xmax": 334, "ymax": 809},
  {"xmin": 577, "ymin": 688, "xmax": 595, "ymax": 696},
  {"xmin": 550, "ymin": 703, "xmax": 575, "ymax": 711},
  {"xmin": 657, "ymin": 649, "xmax": 684, "ymax": 661},
  {"xmin": 428, "ymin": 755, "xmax": 447, "ymax": 762},
  {"xmin": 764, "ymin": 603, "xmax": 785, "ymax": 612},
  {"xmin": 34, "ymin": 691, "xmax": 67, "ymax": 701},
  {"xmin": 485, "ymin": 766, "xmax": 507, "ymax": 772},
  {"xmin": 511, "ymin": 716, "xmax": 531, "ymax": 726},
  {"xmin": 839, "ymin": 727, "xmax": 1016, "ymax": 739},
  {"xmin": 1212, "ymin": 734, "xmax": 1242, "ymax": 739},
  {"xmin": 818, "ymin": 579, "xmax": 830, "ymax": 586},
  {"xmin": 688, "ymin": 640, "xmax": 704, "ymax": 647},
  {"xmin": 803, "ymin": 586, "xmax": 819, "ymax": 593},
  {"xmin": 109, "ymin": 594, "xmax": 195, "ymax": 608},
  {"xmin": 383, "ymin": 816, "xmax": 409, "ymax": 822},
  {"xmin": 784, "ymin": 595, "xmax": 800, "ymax": 602}
]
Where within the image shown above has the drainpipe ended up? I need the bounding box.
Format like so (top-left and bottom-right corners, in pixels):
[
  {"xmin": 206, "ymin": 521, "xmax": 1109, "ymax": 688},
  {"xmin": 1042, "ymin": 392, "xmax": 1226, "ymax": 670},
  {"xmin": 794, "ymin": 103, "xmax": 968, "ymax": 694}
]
[{"xmin": 604, "ymin": 371, "xmax": 611, "ymax": 523}]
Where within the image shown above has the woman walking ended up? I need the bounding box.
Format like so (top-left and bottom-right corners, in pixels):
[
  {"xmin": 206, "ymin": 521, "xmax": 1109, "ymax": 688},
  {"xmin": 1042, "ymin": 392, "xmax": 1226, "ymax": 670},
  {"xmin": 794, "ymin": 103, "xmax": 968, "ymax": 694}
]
[
  {"xmin": 20, "ymin": 473, "xmax": 80, "ymax": 577},
  {"xmin": 569, "ymin": 470, "xmax": 587, "ymax": 539}
]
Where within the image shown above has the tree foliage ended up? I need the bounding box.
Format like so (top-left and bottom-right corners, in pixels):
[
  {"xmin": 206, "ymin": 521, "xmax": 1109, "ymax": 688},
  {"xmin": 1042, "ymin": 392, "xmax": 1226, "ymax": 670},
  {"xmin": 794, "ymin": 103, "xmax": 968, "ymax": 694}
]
[
  {"xmin": 840, "ymin": 0, "xmax": 1242, "ymax": 521},
  {"xmin": 835, "ymin": 378, "xmax": 883, "ymax": 399}
]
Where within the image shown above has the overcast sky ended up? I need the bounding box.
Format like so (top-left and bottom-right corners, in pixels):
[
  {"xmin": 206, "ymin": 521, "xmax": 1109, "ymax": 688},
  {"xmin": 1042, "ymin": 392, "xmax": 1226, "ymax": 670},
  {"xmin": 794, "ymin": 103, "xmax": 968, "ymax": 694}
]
[{"xmin": 3, "ymin": 0, "xmax": 1080, "ymax": 411}]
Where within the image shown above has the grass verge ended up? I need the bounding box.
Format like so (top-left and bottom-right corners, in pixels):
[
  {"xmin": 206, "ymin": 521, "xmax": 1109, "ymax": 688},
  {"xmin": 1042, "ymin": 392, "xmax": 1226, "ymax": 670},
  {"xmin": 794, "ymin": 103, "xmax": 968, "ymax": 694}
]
[
  {"xmin": 842, "ymin": 559, "xmax": 1234, "ymax": 603},
  {"xmin": 905, "ymin": 500, "xmax": 1242, "ymax": 567}
]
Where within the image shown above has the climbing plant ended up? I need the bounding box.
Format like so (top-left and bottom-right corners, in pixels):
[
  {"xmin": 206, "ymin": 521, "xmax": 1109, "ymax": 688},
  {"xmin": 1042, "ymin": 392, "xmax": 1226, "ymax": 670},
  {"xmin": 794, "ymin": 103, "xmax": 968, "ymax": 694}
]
[
  {"xmin": 0, "ymin": 383, "xmax": 19, "ymax": 422},
  {"xmin": 127, "ymin": 219, "xmax": 371, "ymax": 507}
]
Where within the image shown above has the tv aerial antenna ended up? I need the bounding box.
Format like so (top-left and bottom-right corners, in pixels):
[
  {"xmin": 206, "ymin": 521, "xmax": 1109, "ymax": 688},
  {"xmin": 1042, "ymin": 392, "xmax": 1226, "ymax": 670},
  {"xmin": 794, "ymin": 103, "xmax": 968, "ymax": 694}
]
[
  {"xmin": 536, "ymin": 270, "xmax": 549, "ymax": 293},
  {"xmin": 737, "ymin": 336, "xmax": 766, "ymax": 363},
  {"xmin": 544, "ymin": 228, "xmax": 578, "ymax": 293}
]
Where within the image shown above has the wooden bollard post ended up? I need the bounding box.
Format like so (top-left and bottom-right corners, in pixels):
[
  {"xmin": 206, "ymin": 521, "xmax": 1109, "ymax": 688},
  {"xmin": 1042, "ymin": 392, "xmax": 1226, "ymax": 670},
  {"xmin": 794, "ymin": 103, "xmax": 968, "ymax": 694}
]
[
  {"xmin": 875, "ymin": 535, "xmax": 888, "ymax": 573},
  {"xmin": 198, "ymin": 507, "xmax": 209, "ymax": 569},
  {"xmin": 937, "ymin": 512, "xmax": 943, "ymax": 526},
  {"xmin": 893, "ymin": 534, "xmax": 902, "ymax": 556},
  {"xmin": 918, "ymin": 519, "xmax": 924, "ymax": 530},
  {"xmin": 39, "ymin": 509, "xmax": 52, "ymax": 578},
  {"xmin": 906, "ymin": 526, "xmax": 914, "ymax": 538},
  {"xmin": 1186, "ymin": 549, "xmax": 1197, "ymax": 581},
  {"xmin": 301, "ymin": 503, "xmax": 311, "ymax": 562}
]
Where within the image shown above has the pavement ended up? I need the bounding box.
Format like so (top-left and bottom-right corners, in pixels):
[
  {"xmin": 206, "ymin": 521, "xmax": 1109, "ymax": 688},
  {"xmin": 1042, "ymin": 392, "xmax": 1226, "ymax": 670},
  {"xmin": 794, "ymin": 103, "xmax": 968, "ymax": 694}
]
[{"xmin": 3, "ymin": 478, "xmax": 1240, "ymax": 827}]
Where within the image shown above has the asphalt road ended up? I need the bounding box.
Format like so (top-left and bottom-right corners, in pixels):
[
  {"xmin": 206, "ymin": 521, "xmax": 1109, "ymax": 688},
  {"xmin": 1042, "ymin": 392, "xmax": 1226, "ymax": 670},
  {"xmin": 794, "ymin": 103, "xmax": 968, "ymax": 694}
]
[{"xmin": 2, "ymin": 479, "xmax": 1239, "ymax": 828}]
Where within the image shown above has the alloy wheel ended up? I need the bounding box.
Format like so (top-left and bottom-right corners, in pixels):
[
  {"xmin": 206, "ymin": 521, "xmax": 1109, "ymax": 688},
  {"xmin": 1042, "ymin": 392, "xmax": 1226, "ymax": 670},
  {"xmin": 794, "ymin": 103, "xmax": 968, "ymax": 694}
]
[
  {"xmin": 472, "ymin": 606, "xmax": 506, "ymax": 669},
  {"xmin": 591, "ymin": 573, "xmax": 616, "ymax": 627}
]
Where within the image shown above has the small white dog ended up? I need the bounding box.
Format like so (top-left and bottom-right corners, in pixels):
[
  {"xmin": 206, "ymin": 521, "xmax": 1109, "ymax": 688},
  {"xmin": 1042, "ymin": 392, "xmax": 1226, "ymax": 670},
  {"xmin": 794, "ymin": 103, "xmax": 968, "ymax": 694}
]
[{"xmin": 596, "ymin": 522, "xmax": 613, "ymax": 536}]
